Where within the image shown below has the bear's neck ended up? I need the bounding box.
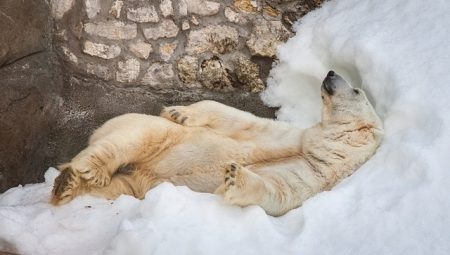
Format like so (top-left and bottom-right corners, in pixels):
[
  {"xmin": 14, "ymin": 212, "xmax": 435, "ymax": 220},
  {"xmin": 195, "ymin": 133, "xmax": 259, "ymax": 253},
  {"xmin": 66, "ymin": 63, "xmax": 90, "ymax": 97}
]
[{"xmin": 301, "ymin": 122, "xmax": 382, "ymax": 189}]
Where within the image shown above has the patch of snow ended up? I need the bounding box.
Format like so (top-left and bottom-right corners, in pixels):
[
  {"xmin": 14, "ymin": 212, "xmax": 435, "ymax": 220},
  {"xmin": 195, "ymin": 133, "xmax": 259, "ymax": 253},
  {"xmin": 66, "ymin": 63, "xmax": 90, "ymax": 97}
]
[{"xmin": 1, "ymin": 0, "xmax": 450, "ymax": 254}]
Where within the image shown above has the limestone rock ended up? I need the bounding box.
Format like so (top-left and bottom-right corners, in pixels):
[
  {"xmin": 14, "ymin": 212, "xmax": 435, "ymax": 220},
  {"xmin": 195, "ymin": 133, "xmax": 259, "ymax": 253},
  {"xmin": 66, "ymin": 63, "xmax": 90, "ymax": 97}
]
[
  {"xmin": 116, "ymin": 58, "xmax": 140, "ymax": 83},
  {"xmin": 110, "ymin": 0, "xmax": 124, "ymax": 18},
  {"xmin": 181, "ymin": 20, "xmax": 190, "ymax": 30},
  {"xmin": 186, "ymin": 25, "xmax": 239, "ymax": 55},
  {"xmin": 178, "ymin": 0, "xmax": 188, "ymax": 16},
  {"xmin": 160, "ymin": 0, "xmax": 174, "ymax": 17},
  {"xmin": 127, "ymin": 6, "xmax": 159, "ymax": 23},
  {"xmin": 191, "ymin": 15, "xmax": 200, "ymax": 25},
  {"xmin": 61, "ymin": 46, "xmax": 78, "ymax": 64},
  {"xmin": 187, "ymin": 0, "xmax": 220, "ymax": 16},
  {"xmin": 235, "ymin": 57, "xmax": 264, "ymax": 92},
  {"xmin": 82, "ymin": 41, "xmax": 121, "ymax": 59},
  {"xmin": 87, "ymin": 63, "xmax": 113, "ymax": 80},
  {"xmin": 160, "ymin": 41, "xmax": 178, "ymax": 61},
  {"xmin": 84, "ymin": 21, "xmax": 137, "ymax": 40},
  {"xmin": 143, "ymin": 19, "xmax": 179, "ymax": 40},
  {"xmin": 224, "ymin": 7, "xmax": 248, "ymax": 24},
  {"xmin": 142, "ymin": 63, "xmax": 175, "ymax": 87},
  {"xmin": 200, "ymin": 56, "xmax": 233, "ymax": 91},
  {"xmin": 177, "ymin": 55, "xmax": 198, "ymax": 85},
  {"xmin": 85, "ymin": 0, "xmax": 101, "ymax": 19},
  {"xmin": 246, "ymin": 19, "xmax": 291, "ymax": 57},
  {"xmin": 50, "ymin": 0, "xmax": 75, "ymax": 19},
  {"xmin": 128, "ymin": 41, "xmax": 153, "ymax": 59},
  {"xmin": 233, "ymin": 0, "xmax": 258, "ymax": 13}
]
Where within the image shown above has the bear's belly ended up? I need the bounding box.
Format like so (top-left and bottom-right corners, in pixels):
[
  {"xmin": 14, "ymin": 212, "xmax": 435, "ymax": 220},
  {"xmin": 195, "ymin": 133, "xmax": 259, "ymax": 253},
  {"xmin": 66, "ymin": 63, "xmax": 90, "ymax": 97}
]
[{"xmin": 148, "ymin": 131, "xmax": 255, "ymax": 193}]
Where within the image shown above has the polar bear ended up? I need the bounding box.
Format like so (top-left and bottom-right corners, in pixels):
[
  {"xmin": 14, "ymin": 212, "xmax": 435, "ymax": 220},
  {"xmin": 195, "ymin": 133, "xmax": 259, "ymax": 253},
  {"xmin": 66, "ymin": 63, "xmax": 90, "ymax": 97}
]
[{"xmin": 51, "ymin": 71, "xmax": 384, "ymax": 216}]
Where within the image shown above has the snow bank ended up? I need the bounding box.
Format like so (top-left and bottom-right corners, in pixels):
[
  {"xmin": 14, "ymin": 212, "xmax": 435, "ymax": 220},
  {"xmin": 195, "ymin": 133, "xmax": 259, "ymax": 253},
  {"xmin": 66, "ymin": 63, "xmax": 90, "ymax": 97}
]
[{"xmin": 2, "ymin": 0, "xmax": 450, "ymax": 254}]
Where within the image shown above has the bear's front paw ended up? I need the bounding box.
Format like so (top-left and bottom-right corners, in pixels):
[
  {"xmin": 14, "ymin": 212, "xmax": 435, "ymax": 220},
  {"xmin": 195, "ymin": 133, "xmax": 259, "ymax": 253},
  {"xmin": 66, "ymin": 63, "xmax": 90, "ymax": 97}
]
[
  {"xmin": 74, "ymin": 164, "xmax": 111, "ymax": 187},
  {"xmin": 51, "ymin": 166, "xmax": 82, "ymax": 205}
]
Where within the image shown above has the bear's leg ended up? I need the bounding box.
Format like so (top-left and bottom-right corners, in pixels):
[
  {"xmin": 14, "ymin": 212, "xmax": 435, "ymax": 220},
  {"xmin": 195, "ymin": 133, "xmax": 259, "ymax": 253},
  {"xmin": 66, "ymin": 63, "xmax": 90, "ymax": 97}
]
[
  {"xmin": 216, "ymin": 162, "xmax": 296, "ymax": 216},
  {"xmin": 161, "ymin": 100, "xmax": 264, "ymax": 137}
]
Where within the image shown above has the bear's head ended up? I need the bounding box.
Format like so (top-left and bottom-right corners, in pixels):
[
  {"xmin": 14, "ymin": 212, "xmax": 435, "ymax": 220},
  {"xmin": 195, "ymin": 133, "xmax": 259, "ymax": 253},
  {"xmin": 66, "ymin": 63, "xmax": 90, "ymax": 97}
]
[{"xmin": 321, "ymin": 71, "xmax": 382, "ymax": 130}]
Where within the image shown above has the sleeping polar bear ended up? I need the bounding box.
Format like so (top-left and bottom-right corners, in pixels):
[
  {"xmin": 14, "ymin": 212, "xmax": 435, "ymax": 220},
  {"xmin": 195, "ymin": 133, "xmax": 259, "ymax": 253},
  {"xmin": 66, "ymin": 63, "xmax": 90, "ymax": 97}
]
[{"xmin": 51, "ymin": 71, "xmax": 384, "ymax": 216}]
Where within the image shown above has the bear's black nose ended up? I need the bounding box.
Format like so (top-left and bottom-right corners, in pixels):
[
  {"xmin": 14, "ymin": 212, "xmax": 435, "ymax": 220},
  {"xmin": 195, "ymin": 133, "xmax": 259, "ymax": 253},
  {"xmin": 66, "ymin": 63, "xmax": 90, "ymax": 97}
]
[{"xmin": 327, "ymin": 70, "xmax": 335, "ymax": 77}]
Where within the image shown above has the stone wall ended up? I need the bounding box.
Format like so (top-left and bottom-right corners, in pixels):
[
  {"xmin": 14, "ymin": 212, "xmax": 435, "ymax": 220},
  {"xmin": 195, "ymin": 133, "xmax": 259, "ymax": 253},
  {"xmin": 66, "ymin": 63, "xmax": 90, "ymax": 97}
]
[{"xmin": 51, "ymin": 0, "xmax": 322, "ymax": 93}]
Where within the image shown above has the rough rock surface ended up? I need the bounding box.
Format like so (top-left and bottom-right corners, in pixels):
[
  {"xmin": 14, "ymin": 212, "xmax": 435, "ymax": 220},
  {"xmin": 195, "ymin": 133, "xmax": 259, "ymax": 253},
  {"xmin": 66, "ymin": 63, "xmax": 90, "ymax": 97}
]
[
  {"xmin": 0, "ymin": 0, "xmax": 50, "ymax": 66},
  {"xmin": 83, "ymin": 41, "xmax": 121, "ymax": 59},
  {"xmin": 85, "ymin": 0, "xmax": 101, "ymax": 19},
  {"xmin": 200, "ymin": 57, "xmax": 233, "ymax": 91},
  {"xmin": 127, "ymin": 6, "xmax": 159, "ymax": 23},
  {"xmin": 143, "ymin": 19, "xmax": 179, "ymax": 40},
  {"xmin": 142, "ymin": 63, "xmax": 175, "ymax": 87},
  {"xmin": 0, "ymin": 52, "xmax": 61, "ymax": 193},
  {"xmin": 84, "ymin": 21, "xmax": 137, "ymax": 40},
  {"xmin": 187, "ymin": 0, "xmax": 221, "ymax": 16},
  {"xmin": 160, "ymin": 0, "xmax": 174, "ymax": 17},
  {"xmin": 116, "ymin": 58, "xmax": 140, "ymax": 83},
  {"xmin": 128, "ymin": 41, "xmax": 153, "ymax": 59},
  {"xmin": 159, "ymin": 41, "xmax": 178, "ymax": 61},
  {"xmin": 246, "ymin": 19, "xmax": 292, "ymax": 57},
  {"xmin": 186, "ymin": 25, "xmax": 239, "ymax": 55},
  {"xmin": 235, "ymin": 57, "xmax": 265, "ymax": 92},
  {"xmin": 177, "ymin": 56, "xmax": 199, "ymax": 85},
  {"xmin": 50, "ymin": 0, "xmax": 75, "ymax": 19}
]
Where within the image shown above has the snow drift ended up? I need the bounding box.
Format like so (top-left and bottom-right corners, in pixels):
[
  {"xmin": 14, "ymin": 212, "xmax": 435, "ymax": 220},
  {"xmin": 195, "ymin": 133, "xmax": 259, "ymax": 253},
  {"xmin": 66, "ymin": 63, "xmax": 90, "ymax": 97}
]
[{"xmin": 1, "ymin": 0, "xmax": 450, "ymax": 254}]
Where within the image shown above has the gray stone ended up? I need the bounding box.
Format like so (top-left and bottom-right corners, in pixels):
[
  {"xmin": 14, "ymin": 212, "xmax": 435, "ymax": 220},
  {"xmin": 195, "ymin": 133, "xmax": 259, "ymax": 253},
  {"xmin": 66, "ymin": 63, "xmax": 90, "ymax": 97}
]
[
  {"xmin": 50, "ymin": 0, "xmax": 75, "ymax": 19},
  {"xmin": 186, "ymin": 25, "xmax": 239, "ymax": 55},
  {"xmin": 143, "ymin": 19, "xmax": 179, "ymax": 40},
  {"xmin": 246, "ymin": 19, "xmax": 291, "ymax": 57},
  {"xmin": 224, "ymin": 7, "xmax": 248, "ymax": 24},
  {"xmin": 200, "ymin": 56, "xmax": 233, "ymax": 91},
  {"xmin": 116, "ymin": 58, "xmax": 140, "ymax": 83},
  {"xmin": 127, "ymin": 6, "xmax": 159, "ymax": 23},
  {"xmin": 160, "ymin": 0, "xmax": 174, "ymax": 17},
  {"xmin": 110, "ymin": 0, "xmax": 124, "ymax": 18},
  {"xmin": 159, "ymin": 41, "xmax": 178, "ymax": 61},
  {"xmin": 177, "ymin": 55, "xmax": 198, "ymax": 85},
  {"xmin": 84, "ymin": 21, "xmax": 137, "ymax": 40},
  {"xmin": 86, "ymin": 63, "xmax": 113, "ymax": 80},
  {"xmin": 142, "ymin": 63, "xmax": 175, "ymax": 87},
  {"xmin": 235, "ymin": 57, "xmax": 265, "ymax": 92},
  {"xmin": 187, "ymin": 0, "xmax": 220, "ymax": 16},
  {"xmin": 85, "ymin": 0, "xmax": 101, "ymax": 19},
  {"xmin": 128, "ymin": 41, "xmax": 153, "ymax": 59},
  {"xmin": 0, "ymin": 0, "xmax": 49, "ymax": 66},
  {"xmin": 83, "ymin": 41, "xmax": 121, "ymax": 59}
]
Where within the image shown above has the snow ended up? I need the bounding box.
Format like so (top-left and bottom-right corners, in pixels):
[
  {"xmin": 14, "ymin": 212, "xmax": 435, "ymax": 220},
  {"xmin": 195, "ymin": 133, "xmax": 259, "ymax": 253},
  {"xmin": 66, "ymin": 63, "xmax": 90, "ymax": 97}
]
[{"xmin": 2, "ymin": 0, "xmax": 450, "ymax": 254}]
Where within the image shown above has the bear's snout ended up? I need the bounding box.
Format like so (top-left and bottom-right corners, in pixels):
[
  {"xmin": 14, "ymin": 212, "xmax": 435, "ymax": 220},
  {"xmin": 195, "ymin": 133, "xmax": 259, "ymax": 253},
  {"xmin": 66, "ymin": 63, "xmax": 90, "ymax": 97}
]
[{"xmin": 322, "ymin": 70, "xmax": 336, "ymax": 95}]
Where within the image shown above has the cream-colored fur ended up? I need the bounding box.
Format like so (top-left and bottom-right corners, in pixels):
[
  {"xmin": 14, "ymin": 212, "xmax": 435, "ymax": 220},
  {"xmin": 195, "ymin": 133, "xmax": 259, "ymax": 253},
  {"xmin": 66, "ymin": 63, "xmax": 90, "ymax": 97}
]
[{"xmin": 51, "ymin": 72, "xmax": 384, "ymax": 216}]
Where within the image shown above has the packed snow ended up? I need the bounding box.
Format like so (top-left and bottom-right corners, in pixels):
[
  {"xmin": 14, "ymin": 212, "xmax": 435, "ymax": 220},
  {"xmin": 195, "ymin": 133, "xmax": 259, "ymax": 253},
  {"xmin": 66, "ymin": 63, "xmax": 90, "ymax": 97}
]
[{"xmin": 2, "ymin": 0, "xmax": 450, "ymax": 254}]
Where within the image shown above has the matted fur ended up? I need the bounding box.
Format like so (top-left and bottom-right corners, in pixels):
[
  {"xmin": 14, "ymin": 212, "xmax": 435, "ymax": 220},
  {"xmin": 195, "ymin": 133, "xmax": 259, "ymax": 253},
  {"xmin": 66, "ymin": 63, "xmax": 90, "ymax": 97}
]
[{"xmin": 51, "ymin": 72, "xmax": 383, "ymax": 216}]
